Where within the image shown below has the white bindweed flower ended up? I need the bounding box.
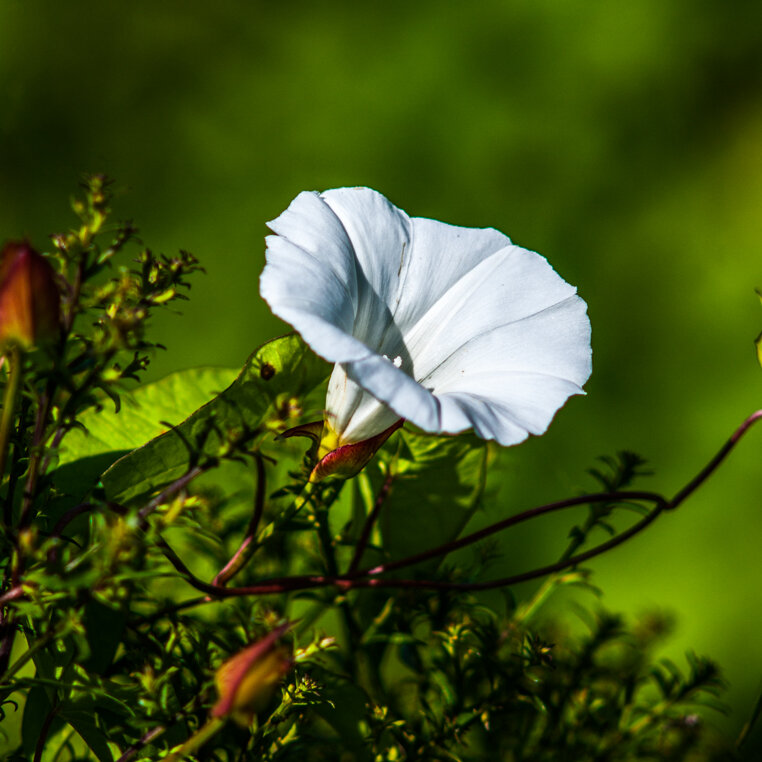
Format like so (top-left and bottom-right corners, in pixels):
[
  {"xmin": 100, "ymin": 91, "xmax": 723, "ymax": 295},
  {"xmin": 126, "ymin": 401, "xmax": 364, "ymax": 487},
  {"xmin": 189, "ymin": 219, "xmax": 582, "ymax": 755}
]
[{"xmin": 260, "ymin": 188, "xmax": 592, "ymax": 479}]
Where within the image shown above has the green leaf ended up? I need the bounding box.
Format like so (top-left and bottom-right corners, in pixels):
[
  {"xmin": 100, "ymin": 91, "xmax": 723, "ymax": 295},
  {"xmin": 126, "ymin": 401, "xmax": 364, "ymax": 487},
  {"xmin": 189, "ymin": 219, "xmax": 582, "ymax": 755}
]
[
  {"xmin": 21, "ymin": 686, "xmax": 58, "ymax": 758},
  {"xmin": 102, "ymin": 334, "xmax": 329, "ymax": 504},
  {"xmin": 60, "ymin": 709, "xmax": 113, "ymax": 762},
  {"xmin": 54, "ymin": 366, "xmax": 239, "ymax": 497},
  {"xmin": 82, "ymin": 600, "xmax": 127, "ymax": 675},
  {"xmin": 373, "ymin": 429, "xmax": 489, "ymax": 564}
]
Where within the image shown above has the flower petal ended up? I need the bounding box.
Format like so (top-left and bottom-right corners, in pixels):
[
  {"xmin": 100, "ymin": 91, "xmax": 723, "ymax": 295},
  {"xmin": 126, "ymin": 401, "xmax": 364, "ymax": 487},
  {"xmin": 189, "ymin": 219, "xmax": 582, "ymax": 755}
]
[
  {"xmin": 260, "ymin": 191, "xmax": 367, "ymax": 363},
  {"xmin": 423, "ymin": 297, "xmax": 592, "ymax": 392},
  {"xmin": 326, "ymin": 363, "xmax": 404, "ymax": 443},
  {"xmin": 320, "ymin": 188, "xmax": 412, "ymax": 351},
  {"xmin": 401, "ymin": 243, "xmax": 582, "ymax": 381},
  {"xmin": 342, "ymin": 235, "xmax": 591, "ymax": 445},
  {"xmin": 389, "ymin": 216, "xmax": 513, "ymax": 336},
  {"xmin": 260, "ymin": 187, "xmax": 592, "ymax": 450}
]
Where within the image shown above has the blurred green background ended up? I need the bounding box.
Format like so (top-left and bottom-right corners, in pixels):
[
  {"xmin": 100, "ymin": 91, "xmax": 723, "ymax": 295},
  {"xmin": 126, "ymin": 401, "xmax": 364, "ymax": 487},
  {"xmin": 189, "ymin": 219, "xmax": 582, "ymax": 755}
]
[{"xmin": 3, "ymin": 0, "xmax": 762, "ymax": 747}]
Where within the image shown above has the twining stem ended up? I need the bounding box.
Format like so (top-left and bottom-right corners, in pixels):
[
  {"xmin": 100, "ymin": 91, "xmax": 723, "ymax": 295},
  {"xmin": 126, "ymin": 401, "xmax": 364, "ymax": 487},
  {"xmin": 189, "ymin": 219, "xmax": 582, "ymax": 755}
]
[
  {"xmin": 156, "ymin": 409, "xmax": 762, "ymax": 602},
  {"xmin": 736, "ymin": 679, "xmax": 762, "ymax": 751},
  {"xmin": 361, "ymin": 491, "xmax": 665, "ymax": 578},
  {"xmin": 137, "ymin": 464, "xmax": 207, "ymax": 527},
  {"xmin": 0, "ymin": 345, "xmax": 23, "ymax": 496},
  {"xmin": 115, "ymin": 725, "xmax": 167, "ymax": 762},
  {"xmin": 157, "ymin": 494, "xmax": 664, "ymax": 598},
  {"xmin": 348, "ymin": 471, "xmax": 394, "ymax": 574},
  {"xmin": 670, "ymin": 409, "xmax": 762, "ymax": 507},
  {"xmin": 46, "ymin": 503, "xmax": 97, "ymax": 564},
  {"xmin": 212, "ymin": 454, "xmax": 266, "ymax": 587},
  {"xmin": 33, "ymin": 702, "xmax": 60, "ymax": 762}
]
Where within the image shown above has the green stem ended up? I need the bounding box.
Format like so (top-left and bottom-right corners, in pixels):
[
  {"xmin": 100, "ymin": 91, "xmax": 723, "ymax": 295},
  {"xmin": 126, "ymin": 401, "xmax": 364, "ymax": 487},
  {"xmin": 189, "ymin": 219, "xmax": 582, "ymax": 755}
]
[
  {"xmin": 163, "ymin": 716, "xmax": 225, "ymax": 762},
  {"xmin": 312, "ymin": 485, "xmax": 383, "ymax": 702},
  {"xmin": 0, "ymin": 345, "xmax": 23, "ymax": 496},
  {"xmin": 348, "ymin": 471, "xmax": 394, "ymax": 573},
  {"xmin": 736, "ymin": 678, "xmax": 762, "ymax": 750}
]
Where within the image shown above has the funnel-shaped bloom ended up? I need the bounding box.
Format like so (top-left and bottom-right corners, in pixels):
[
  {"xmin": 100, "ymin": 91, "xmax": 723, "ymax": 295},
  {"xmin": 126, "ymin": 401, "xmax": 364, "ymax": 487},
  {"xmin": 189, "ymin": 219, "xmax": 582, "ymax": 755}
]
[
  {"xmin": 260, "ymin": 188, "xmax": 591, "ymax": 470},
  {"xmin": 0, "ymin": 241, "xmax": 61, "ymax": 350}
]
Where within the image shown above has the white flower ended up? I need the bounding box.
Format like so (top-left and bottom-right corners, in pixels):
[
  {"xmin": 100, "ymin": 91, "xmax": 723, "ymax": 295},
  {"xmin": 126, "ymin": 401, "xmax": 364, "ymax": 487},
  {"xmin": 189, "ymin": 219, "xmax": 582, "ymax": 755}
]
[{"xmin": 260, "ymin": 187, "xmax": 591, "ymax": 455}]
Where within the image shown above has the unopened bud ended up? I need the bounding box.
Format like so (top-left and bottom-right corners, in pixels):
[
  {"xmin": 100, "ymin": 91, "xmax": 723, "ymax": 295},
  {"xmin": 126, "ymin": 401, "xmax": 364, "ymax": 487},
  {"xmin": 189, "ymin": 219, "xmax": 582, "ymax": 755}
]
[
  {"xmin": 212, "ymin": 622, "xmax": 292, "ymax": 726},
  {"xmin": 0, "ymin": 242, "xmax": 61, "ymax": 350},
  {"xmin": 280, "ymin": 419, "xmax": 403, "ymax": 481}
]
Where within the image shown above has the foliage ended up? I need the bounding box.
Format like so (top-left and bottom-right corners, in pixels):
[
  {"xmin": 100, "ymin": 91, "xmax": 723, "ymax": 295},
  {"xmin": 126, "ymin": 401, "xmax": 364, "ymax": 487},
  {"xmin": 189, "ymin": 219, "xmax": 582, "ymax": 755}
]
[{"xmin": 0, "ymin": 181, "xmax": 756, "ymax": 760}]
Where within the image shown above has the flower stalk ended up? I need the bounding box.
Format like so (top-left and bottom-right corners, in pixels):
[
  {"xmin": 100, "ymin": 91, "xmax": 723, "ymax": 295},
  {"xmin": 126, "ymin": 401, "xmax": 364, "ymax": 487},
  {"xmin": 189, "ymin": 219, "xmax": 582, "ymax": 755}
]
[{"xmin": 0, "ymin": 344, "xmax": 22, "ymax": 490}]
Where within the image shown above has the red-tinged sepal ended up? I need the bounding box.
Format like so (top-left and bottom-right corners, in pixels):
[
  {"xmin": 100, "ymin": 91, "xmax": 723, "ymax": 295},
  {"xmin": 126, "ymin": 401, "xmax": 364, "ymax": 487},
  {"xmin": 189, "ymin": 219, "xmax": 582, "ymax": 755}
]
[
  {"xmin": 212, "ymin": 621, "xmax": 293, "ymax": 726},
  {"xmin": 310, "ymin": 418, "xmax": 403, "ymax": 482},
  {"xmin": 278, "ymin": 420, "xmax": 324, "ymax": 445}
]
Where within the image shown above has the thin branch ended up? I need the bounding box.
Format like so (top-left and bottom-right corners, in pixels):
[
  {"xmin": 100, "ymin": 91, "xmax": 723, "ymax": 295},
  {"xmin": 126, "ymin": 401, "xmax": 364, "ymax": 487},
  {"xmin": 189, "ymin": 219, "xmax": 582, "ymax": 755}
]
[
  {"xmin": 137, "ymin": 464, "xmax": 206, "ymax": 525},
  {"xmin": 33, "ymin": 702, "xmax": 60, "ymax": 762},
  {"xmin": 668, "ymin": 409, "xmax": 762, "ymax": 509},
  {"xmin": 151, "ymin": 410, "xmax": 762, "ymax": 602},
  {"xmin": 211, "ymin": 453, "xmax": 266, "ymax": 588},
  {"xmin": 0, "ymin": 586, "xmax": 27, "ymax": 606},
  {"xmin": 154, "ymin": 501, "xmax": 663, "ymax": 599},
  {"xmin": 115, "ymin": 724, "xmax": 167, "ymax": 762},
  {"xmin": 348, "ymin": 471, "xmax": 394, "ymax": 574},
  {"xmin": 359, "ymin": 490, "xmax": 665, "ymax": 578}
]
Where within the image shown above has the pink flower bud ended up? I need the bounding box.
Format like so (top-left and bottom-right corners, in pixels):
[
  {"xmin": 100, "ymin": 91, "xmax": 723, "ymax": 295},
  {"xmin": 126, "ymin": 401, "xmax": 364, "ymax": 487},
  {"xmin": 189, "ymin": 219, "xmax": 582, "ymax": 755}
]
[
  {"xmin": 0, "ymin": 242, "xmax": 61, "ymax": 350},
  {"xmin": 212, "ymin": 622, "xmax": 292, "ymax": 726}
]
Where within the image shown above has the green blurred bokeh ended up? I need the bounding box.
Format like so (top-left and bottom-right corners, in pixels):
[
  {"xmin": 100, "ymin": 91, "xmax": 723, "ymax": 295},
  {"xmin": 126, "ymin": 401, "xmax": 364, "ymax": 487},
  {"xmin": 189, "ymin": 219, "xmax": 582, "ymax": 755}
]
[{"xmin": 3, "ymin": 0, "xmax": 762, "ymax": 746}]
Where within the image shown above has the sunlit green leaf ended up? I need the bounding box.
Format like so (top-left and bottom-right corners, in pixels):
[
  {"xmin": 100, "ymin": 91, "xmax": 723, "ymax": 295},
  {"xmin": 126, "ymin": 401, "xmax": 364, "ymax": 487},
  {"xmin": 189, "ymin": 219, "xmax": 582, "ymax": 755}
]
[
  {"xmin": 102, "ymin": 334, "xmax": 329, "ymax": 504},
  {"xmin": 54, "ymin": 366, "xmax": 239, "ymax": 497}
]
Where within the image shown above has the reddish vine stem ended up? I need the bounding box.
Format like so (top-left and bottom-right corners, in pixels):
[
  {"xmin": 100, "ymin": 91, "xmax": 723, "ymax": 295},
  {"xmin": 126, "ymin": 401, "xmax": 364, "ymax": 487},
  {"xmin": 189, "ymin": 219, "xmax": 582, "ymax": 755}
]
[
  {"xmin": 114, "ymin": 724, "xmax": 167, "ymax": 762},
  {"xmin": 360, "ymin": 490, "xmax": 664, "ymax": 579},
  {"xmin": 157, "ymin": 409, "xmax": 762, "ymax": 602},
  {"xmin": 137, "ymin": 464, "xmax": 206, "ymax": 525},
  {"xmin": 0, "ymin": 586, "xmax": 26, "ymax": 606},
  {"xmin": 211, "ymin": 453, "xmax": 267, "ymax": 587},
  {"xmin": 668, "ymin": 409, "xmax": 762, "ymax": 508},
  {"xmin": 347, "ymin": 471, "xmax": 395, "ymax": 574},
  {"xmin": 157, "ymin": 493, "xmax": 664, "ymax": 598}
]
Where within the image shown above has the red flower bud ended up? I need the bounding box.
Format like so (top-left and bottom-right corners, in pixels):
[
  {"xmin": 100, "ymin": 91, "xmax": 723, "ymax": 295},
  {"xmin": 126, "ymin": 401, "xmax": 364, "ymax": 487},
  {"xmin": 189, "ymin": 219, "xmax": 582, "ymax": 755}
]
[
  {"xmin": 0, "ymin": 242, "xmax": 61, "ymax": 350},
  {"xmin": 280, "ymin": 418, "xmax": 403, "ymax": 481},
  {"xmin": 212, "ymin": 622, "xmax": 293, "ymax": 726}
]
